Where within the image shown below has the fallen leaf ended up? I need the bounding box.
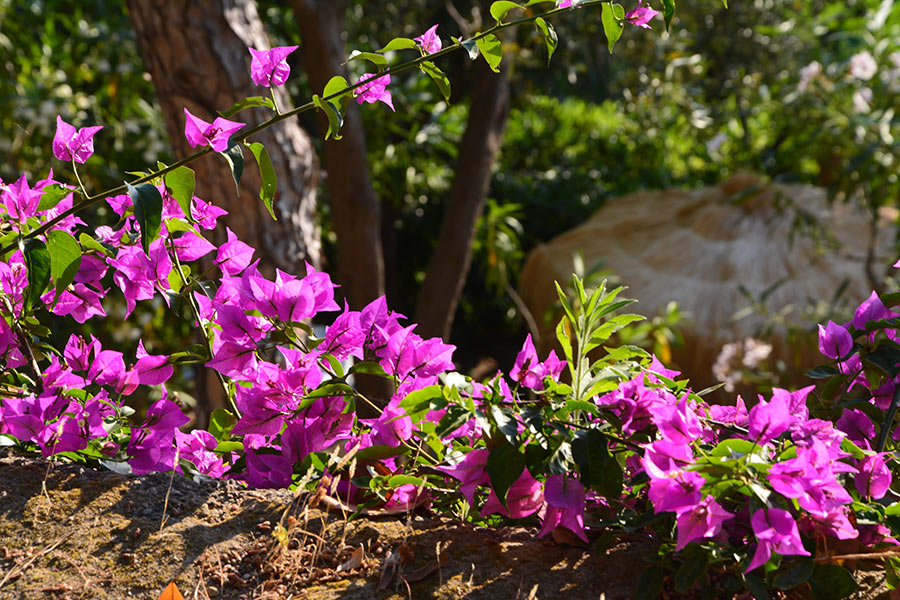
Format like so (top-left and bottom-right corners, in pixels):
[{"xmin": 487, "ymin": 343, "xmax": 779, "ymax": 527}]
[
  {"xmin": 157, "ymin": 581, "xmax": 184, "ymax": 600},
  {"xmin": 336, "ymin": 544, "xmax": 366, "ymax": 572}
]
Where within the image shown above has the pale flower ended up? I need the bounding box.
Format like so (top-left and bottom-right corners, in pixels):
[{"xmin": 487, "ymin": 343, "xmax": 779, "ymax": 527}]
[{"xmin": 849, "ymin": 50, "xmax": 877, "ymax": 81}]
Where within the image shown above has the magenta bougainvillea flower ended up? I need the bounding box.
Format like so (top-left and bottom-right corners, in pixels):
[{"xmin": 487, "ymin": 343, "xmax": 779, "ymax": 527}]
[
  {"xmin": 248, "ymin": 45, "xmax": 299, "ymax": 87},
  {"xmin": 625, "ymin": 1, "xmax": 660, "ymax": 28},
  {"xmin": 746, "ymin": 508, "xmax": 809, "ymax": 572},
  {"xmin": 354, "ymin": 73, "xmax": 394, "ymax": 111},
  {"xmin": 675, "ymin": 495, "xmax": 732, "ymax": 550},
  {"xmin": 52, "ymin": 115, "xmax": 103, "ymax": 163},
  {"xmin": 183, "ymin": 108, "xmax": 245, "ymax": 152},
  {"xmin": 539, "ymin": 475, "xmax": 588, "ymax": 542},
  {"xmin": 855, "ymin": 454, "xmax": 892, "ymax": 500},
  {"xmin": 510, "ymin": 333, "xmax": 565, "ymax": 390},
  {"xmin": 414, "ymin": 25, "xmax": 442, "ymax": 55},
  {"xmin": 556, "ymin": 0, "xmax": 574, "ymax": 7},
  {"xmin": 853, "ymin": 290, "xmax": 891, "ymax": 330},
  {"xmin": 648, "ymin": 469, "xmax": 705, "ymax": 514},
  {"xmin": 818, "ymin": 320, "xmax": 853, "ymax": 359},
  {"xmin": 748, "ymin": 391, "xmax": 792, "ymax": 446}
]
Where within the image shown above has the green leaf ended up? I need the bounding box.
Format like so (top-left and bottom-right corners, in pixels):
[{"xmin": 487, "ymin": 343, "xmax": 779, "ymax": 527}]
[
  {"xmin": 209, "ymin": 408, "xmax": 236, "ymax": 441},
  {"xmin": 218, "ymin": 96, "xmax": 275, "ymax": 118},
  {"xmin": 773, "ymin": 558, "xmax": 814, "ymax": 590},
  {"xmin": 78, "ymin": 233, "xmax": 114, "ymax": 257},
  {"xmin": 378, "ymin": 37, "xmax": 418, "ymax": 52},
  {"xmin": 486, "ymin": 442, "xmax": 526, "ymax": 507},
  {"xmin": 247, "ymin": 142, "xmax": 277, "ymax": 220},
  {"xmin": 348, "ymin": 361, "xmax": 389, "ymax": 377},
  {"xmin": 387, "ymin": 474, "xmax": 425, "ymax": 488},
  {"xmin": 662, "ymin": 0, "xmax": 676, "ymax": 30},
  {"xmin": 347, "ymin": 50, "xmax": 388, "ymax": 68},
  {"xmin": 356, "ymin": 444, "xmax": 409, "ymax": 461},
  {"xmin": 399, "ymin": 385, "xmax": 443, "ymax": 422},
  {"xmin": 323, "ymin": 75, "xmax": 351, "ymax": 101},
  {"xmin": 809, "ymin": 564, "xmax": 857, "ymax": 600},
  {"xmin": 674, "ymin": 548, "xmax": 708, "ymax": 593},
  {"xmin": 533, "ymin": 17, "xmax": 558, "ymax": 64},
  {"xmin": 710, "ymin": 439, "xmax": 757, "ymax": 458},
  {"xmin": 572, "ymin": 428, "xmax": 620, "ymax": 496},
  {"xmin": 312, "ymin": 94, "xmax": 344, "ymax": 141},
  {"xmin": 435, "ymin": 404, "xmax": 473, "ymax": 438},
  {"xmin": 46, "ymin": 230, "xmax": 82, "ymax": 298},
  {"xmin": 420, "ymin": 61, "xmax": 451, "ymax": 102},
  {"xmin": 22, "ymin": 238, "xmax": 51, "ymax": 311},
  {"xmin": 555, "ymin": 319, "xmax": 574, "ymax": 363},
  {"xmin": 127, "ymin": 182, "xmax": 163, "ymax": 256},
  {"xmin": 475, "ymin": 33, "xmax": 503, "ymax": 72},
  {"xmin": 490, "ymin": 1, "xmax": 523, "ymax": 22},
  {"xmin": 635, "ymin": 565, "xmax": 665, "ymax": 600},
  {"xmin": 37, "ymin": 184, "xmax": 75, "ymax": 212},
  {"xmin": 601, "ymin": 3, "xmax": 625, "ymax": 54},
  {"xmin": 163, "ymin": 166, "xmax": 196, "ymax": 221},
  {"xmin": 218, "ymin": 141, "xmax": 245, "ymax": 195}
]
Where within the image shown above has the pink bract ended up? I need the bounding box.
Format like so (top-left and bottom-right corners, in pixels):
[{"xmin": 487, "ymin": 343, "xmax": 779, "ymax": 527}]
[
  {"xmin": 52, "ymin": 115, "xmax": 103, "ymax": 164},
  {"xmin": 183, "ymin": 108, "xmax": 245, "ymax": 152},
  {"xmin": 248, "ymin": 45, "xmax": 299, "ymax": 87}
]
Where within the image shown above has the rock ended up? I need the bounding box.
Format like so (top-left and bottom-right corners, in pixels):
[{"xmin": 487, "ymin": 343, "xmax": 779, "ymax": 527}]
[{"xmin": 519, "ymin": 173, "xmax": 895, "ymax": 392}]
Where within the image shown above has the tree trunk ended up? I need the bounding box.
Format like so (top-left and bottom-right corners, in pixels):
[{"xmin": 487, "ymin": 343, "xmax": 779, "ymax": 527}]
[
  {"xmin": 127, "ymin": 0, "xmax": 322, "ymax": 425},
  {"xmin": 291, "ymin": 0, "xmax": 385, "ymax": 310},
  {"xmin": 414, "ymin": 60, "xmax": 510, "ymax": 340},
  {"xmin": 127, "ymin": 0, "xmax": 322, "ymax": 274}
]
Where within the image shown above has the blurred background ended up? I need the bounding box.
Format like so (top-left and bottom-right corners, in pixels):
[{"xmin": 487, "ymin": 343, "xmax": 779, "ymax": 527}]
[{"xmin": 1, "ymin": 0, "xmax": 898, "ymax": 411}]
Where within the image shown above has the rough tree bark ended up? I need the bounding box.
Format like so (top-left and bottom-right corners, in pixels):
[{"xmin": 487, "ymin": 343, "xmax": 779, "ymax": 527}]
[
  {"xmin": 290, "ymin": 0, "xmax": 386, "ymax": 310},
  {"xmin": 127, "ymin": 0, "xmax": 322, "ymax": 274},
  {"xmin": 127, "ymin": 0, "xmax": 322, "ymax": 425},
  {"xmin": 414, "ymin": 60, "xmax": 510, "ymax": 340}
]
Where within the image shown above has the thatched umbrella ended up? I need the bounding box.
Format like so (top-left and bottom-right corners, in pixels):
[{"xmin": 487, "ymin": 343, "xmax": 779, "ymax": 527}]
[{"xmin": 519, "ymin": 173, "xmax": 895, "ymax": 393}]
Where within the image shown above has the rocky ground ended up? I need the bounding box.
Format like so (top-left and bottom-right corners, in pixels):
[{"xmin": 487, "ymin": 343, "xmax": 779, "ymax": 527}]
[{"xmin": 0, "ymin": 452, "xmax": 892, "ymax": 599}]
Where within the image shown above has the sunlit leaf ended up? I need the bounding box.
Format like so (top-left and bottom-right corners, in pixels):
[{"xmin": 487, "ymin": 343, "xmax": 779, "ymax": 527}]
[
  {"xmin": 218, "ymin": 96, "xmax": 275, "ymax": 118},
  {"xmin": 312, "ymin": 94, "xmax": 344, "ymax": 141},
  {"xmin": 247, "ymin": 142, "xmax": 277, "ymax": 220},
  {"xmin": 490, "ymin": 1, "xmax": 523, "ymax": 22},
  {"xmin": 420, "ymin": 61, "xmax": 451, "ymax": 102},
  {"xmin": 46, "ymin": 230, "xmax": 82, "ymax": 298},
  {"xmin": 163, "ymin": 165, "xmax": 195, "ymax": 220},
  {"xmin": 347, "ymin": 50, "xmax": 388, "ymax": 68},
  {"xmin": 601, "ymin": 2, "xmax": 625, "ymax": 54},
  {"xmin": 475, "ymin": 33, "xmax": 503, "ymax": 72},
  {"xmin": 36, "ymin": 183, "xmax": 76, "ymax": 212},
  {"xmin": 378, "ymin": 37, "xmax": 418, "ymax": 52},
  {"xmin": 533, "ymin": 17, "xmax": 558, "ymax": 64}
]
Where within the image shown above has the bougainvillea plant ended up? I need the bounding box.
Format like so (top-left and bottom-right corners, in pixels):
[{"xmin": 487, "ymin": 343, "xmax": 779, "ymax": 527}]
[{"xmin": 3, "ymin": 1, "xmax": 899, "ymax": 599}]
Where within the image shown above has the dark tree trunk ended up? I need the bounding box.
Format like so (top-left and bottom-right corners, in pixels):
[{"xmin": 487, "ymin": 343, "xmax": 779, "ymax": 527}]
[
  {"xmin": 290, "ymin": 0, "xmax": 385, "ymax": 310},
  {"xmin": 127, "ymin": 0, "xmax": 322, "ymax": 274},
  {"xmin": 414, "ymin": 60, "xmax": 510, "ymax": 340},
  {"xmin": 127, "ymin": 0, "xmax": 322, "ymax": 425}
]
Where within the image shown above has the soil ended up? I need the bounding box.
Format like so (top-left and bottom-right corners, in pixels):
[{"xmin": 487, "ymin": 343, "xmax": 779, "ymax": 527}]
[{"xmin": 0, "ymin": 452, "xmax": 893, "ymax": 600}]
